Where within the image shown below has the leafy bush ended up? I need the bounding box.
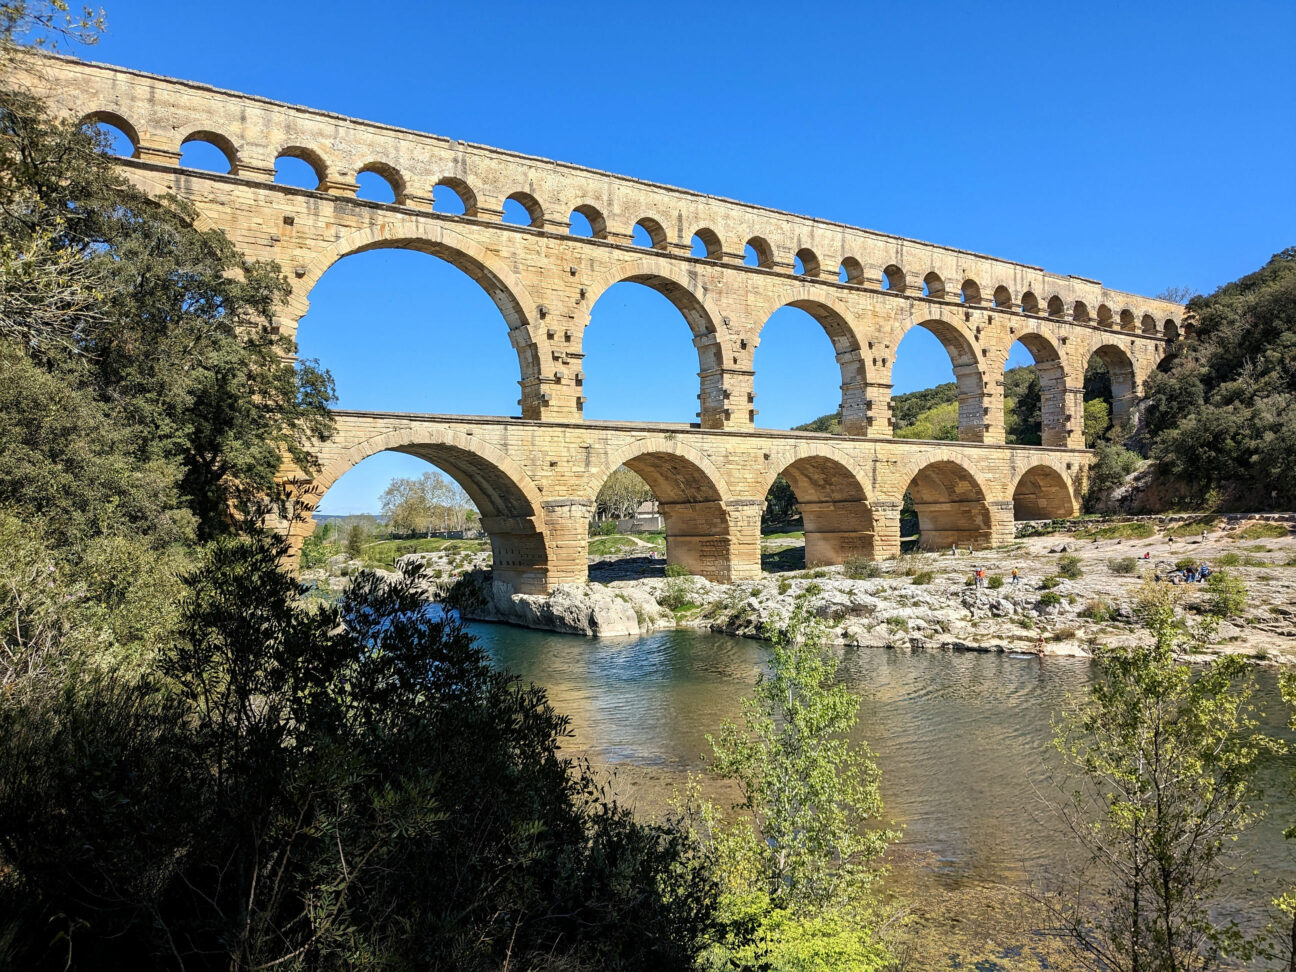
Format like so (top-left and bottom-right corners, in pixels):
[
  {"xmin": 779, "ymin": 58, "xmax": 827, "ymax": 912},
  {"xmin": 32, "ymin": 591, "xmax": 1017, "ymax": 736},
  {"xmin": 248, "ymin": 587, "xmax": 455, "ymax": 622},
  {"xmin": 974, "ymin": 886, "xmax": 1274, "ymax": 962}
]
[
  {"xmin": 1108, "ymin": 557, "xmax": 1139, "ymax": 575},
  {"xmin": 1040, "ymin": 576, "xmax": 1061, "ymax": 590},
  {"xmin": 987, "ymin": 574, "xmax": 1004, "ymax": 589},
  {"xmin": 1079, "ymin": 598, "xmax": 1115, "ymax": 622},
  {"xmin": 778, "ymin": 578, "xmax": 791, "ymax": 595},
  {"xmin": 1234, "ymin": 522, "xmax": 1289, "ymax": 541},
  {"xmin": 1058, "ymin": 554, "xmax": 1084, "ymax": 579},
  {"xmin": 659, "ymin": 576, "xmax": 697, "ymax": 611},
  {"xmin": 599, "ymin": 518, "xmax": 619, "ymax": 536},
  {"xmin": 1216, "ymin": 552, "xmax": 1242, "ymax": 566},
  {"xmin": 1038, "ymin": 591, "xmax": 1063, "ymax": 607},
  {"xmin": 1206, "ymin": 570, "xmax": 1248, "ymax": 618},
  {"xmin": 886, "ymin": 616, "xmax": 910, "ymax": 632},
  {"xmin": 1084, "ymin": 443, "xmax": 1143, "ymax": 510},
  {"xmin": 1076, "ymin": 521, "xmax": 1156, "ymax": 541},
  {"xmin": 1174, "ymin": 557, "xmax": 1199, "ymax": 572},
  {"xmin": 844, "ymin": 556, "xmax": 883, "ymax": 579},
  {"xmin": 911, "ymin": 571, "xmax": 934, "ymax": 586},
  {"xmin": 664, "ymin": 563, "xmax": 690, "ymax": 578}
]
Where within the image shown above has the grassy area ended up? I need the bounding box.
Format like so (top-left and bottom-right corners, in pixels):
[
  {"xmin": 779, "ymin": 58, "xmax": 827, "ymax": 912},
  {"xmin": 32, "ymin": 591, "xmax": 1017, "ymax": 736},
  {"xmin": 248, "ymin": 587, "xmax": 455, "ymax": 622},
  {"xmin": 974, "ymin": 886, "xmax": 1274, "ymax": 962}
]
[
  {"xmin": 1233, "ymin": 522, "xmax": 1290, "ymax": 541},
  {"xmin": 761, "ymin": 530, "xmax": 806, "ymax": 541},
  {"xmin": 1075, "ymin": 521, "xmax": 1156, "ymax": 541},
  {"xmin": 588, "ymin": 535, "xmax": 644, "ymax": 556},
  {"xmin": 361, "ymin": 537, "xmax": 488, "ymax": 569},
  {"xmin": 1163, "ymin": 517, "xmax": 1220, "ymax": 538}
]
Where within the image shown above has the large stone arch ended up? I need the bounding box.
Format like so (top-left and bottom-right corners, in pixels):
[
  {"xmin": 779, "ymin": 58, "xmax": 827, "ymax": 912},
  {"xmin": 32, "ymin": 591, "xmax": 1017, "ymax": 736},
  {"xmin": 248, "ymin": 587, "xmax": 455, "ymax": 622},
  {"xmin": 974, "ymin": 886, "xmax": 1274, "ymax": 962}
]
[
  {"xmin": 307, "ymin": 423, "xmax": 551, "ymax": 595},
  {"xmin": 286, "ymin": 220, "xmax": 550, "ymax": 419},
  {"xmin": 1087, "ymin": 342, "xmax": 1140, "ymax": 429},
  {"xmin": 900, "ymin": 316, "xmax": 988, "ymax": 442},
  {"xmin": 586, "ymin": 435, "xmax": 741, "ymax": 582},
  {"xmin": 1010, "ymin": 329, "xmax": 1070, "ymax": 447},
  {"xmin": 752, "ymin": 293, "xmax": 871, "ymax": 434},
  {"xmin": 892, "ymin": 450, "xmax": 996, "ymax": 550},
  {"xmin": 1011, "ymin": 462, "xmax": 1078, "ymax": 521},
  {"xmin": 760, "ymin": 444, "xmax": 876, "ymax": 565}
]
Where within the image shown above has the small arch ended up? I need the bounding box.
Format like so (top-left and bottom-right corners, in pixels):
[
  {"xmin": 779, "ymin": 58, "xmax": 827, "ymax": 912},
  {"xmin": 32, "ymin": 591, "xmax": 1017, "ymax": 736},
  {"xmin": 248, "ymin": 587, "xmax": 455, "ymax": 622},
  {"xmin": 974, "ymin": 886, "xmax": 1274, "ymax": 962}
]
[
  {"xmin": 960, "ymin": 279, "xmax": 982, "ymax": 304},
  {"xmin": 1164, "ymin": 319, "xmax": 1179, "ymax": 341},
  {"xmin": 1097, "ymin": 304, "xmax": 1114, "ymax": 328},
  {"xmin": 794, "ymin": 248, "xmax": 820, "ymax": 278},
  {"xmin": 839, "ymin": 256, "xmax": 864, "ymax": 283},
  {"xmin": 764, "ymin": 451, "xmax": 875, "ymax": 567},
  {"xmin": 356, "ymin": 161, "xmax": 405, "ymax": 204},
  {"xmin": 275, "ymin": 146, "xmax": 328, "ymax": 190},
  {"xmin": 1012, "ymin": 465, "xmax": 1076, "ymax": 520},
  {"xmin": 922, "ymin": 272, "xmax": 946, "ymax": 299},
  {"xmin": 180, "ymin": 130, "xmax": 237, "ymax": 174},
  {"xmin": 745, "ymin": 236, "xmax": 774, "ymax": 268},
  {"xmin": 433, "ymin": 177, "xmax": 476, "ymax": 216},
  {"xmin": 691, "ymin": 227, "xmax": 723, "ymax": 261},
  {"xmin": 1021, "ymin": 291, "xmax": 1040, "ymax": 315},
  {"xmin": 80, "ymin": 110, "xmax": 138, "ymax": 158},
  {"xmin": 902, "ymin": 458, "xmax": 993, "ymax": 550},
  {"xmin": 503, "ymin": 191, "xmax": 544, "ymax": 228},
  {"xmin": 569, "ymin": 203, "xmax": 608, "ymax": 239},
  {"xmin": 993, "ymin": 285, "xmax": 1013, "ymax": 308},
  {"xmin": 1047, "ymin": 295, "xmax": 1065, "ymax": 318},
  {"xmin": 1073, "ymin": 300, "xmax": 1090, "ymax": 323},
  {"xmin": 1141, "ymin": 313, "xmax": 1158, "ymax": 334},
  {"xmin": 882, "ymin": 264, "xmax": 906, "ymax": 292},
  {"xmin": 632, "ymin": 217, "xmax": 668, "ymax": 250},
  {"xmin": 1119, "ymin": 309, "xmax": 1136, "ymax": 331}
]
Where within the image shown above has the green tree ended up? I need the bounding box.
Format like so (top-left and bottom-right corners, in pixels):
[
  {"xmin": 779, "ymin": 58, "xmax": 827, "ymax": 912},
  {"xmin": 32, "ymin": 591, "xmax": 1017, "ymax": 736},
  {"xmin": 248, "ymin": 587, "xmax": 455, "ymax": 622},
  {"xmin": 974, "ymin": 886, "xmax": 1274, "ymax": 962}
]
[
  {"xmin": 695, "ymin": 596, "xmax": 895, "ymax": 968},
  {"xmin": 596, "ymin": 465, "xmax": 654, "ymax": 521},
  {"xmin": 344, "ymin": 521, "xmax": 367, "ymax": 559},
  {"xmin": 1085, "ymin": 440, "xmax": 1143, "ymax": 511},
  {"xmin": 1275, "ymin": 668, "xmax": 1296, "ymax": 972},
  {"xmin": 1049, "ymin": 581, "xmax": 1275, "ymax": 971},
  {"xmin": 1084, "ymin": 398, "xmax": 1112, "ymax": 447}
]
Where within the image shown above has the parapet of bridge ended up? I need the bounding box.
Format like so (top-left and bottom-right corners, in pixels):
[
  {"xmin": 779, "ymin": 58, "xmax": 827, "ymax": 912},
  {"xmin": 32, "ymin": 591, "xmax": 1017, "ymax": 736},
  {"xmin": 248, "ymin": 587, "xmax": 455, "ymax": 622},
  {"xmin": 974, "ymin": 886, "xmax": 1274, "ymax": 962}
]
[{"xmin": 16, "ymin": 53, "xmax": 1187, "ymax": 592}]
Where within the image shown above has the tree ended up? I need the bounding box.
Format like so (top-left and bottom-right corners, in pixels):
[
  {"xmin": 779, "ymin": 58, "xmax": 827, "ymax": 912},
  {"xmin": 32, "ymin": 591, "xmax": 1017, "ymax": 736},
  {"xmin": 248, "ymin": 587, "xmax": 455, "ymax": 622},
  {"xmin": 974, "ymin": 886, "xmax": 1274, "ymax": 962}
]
[
  {"xmin": 1048, "ymin": 581, "xmax": 1276, "ymax": 972},
  {"xmin": 694, "ymin": 596, "xmax": 895, "ymax": 968},
  {"xmin": 1083, "ymin": 398, "xmax": 1111, "ymax": 447},
  {"xmin": 1274, "ymin": 669, "xmax": 1296, "ymax": 972},
  {"xmin": 344, "ymin": 521, "xmax": 367, "ymax": 559},
  {"xmin": 0, "ymin": 538, "xmax": 728, "ymax": 968},
  {"xmin": 381, "ymin": 471, "xmax": 475, "ymax": 537},
  {"xmin": 596, "ymin": 466, "xmax": 653, "ymax": 521}
]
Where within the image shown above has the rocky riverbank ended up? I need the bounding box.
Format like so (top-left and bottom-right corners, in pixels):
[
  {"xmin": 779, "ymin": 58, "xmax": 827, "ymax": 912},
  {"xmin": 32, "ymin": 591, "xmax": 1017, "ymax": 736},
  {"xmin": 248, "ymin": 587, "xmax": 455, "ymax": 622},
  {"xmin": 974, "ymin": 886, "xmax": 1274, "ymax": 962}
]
[{"xmin": 309, "ymin": 518, "xmax": 1296, "ymax": 663}]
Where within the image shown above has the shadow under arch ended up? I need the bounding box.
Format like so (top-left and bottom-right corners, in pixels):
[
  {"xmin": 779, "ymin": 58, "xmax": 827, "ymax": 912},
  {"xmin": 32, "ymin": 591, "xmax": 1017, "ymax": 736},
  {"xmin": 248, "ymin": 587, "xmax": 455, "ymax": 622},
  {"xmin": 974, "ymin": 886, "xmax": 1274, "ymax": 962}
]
[
  {"xmin": 290, "ymin": 221, "xmax": 548, "ymax": 418},
  {"xmin": 761, "ymin": 446, "xmax": 875, "ymax": 566},
  {"xmin": 753, "ymin": 295, "xmax": 869, "ymax": 434},
  {"xmin": 1012, "ymin": 463, "xmax": 1077, "ymax": 521},
  {"xmin": 898, "ymin": 317, "xmax": 987, "ymax": 441},
  {"xmin": 310, "ymin": 422, "xmax": 550, "ymax": 594},
  {"xmin": 895, "ymin": 453, "xmax": 994, "ymax": 550},
  {"xmin": 586, "ymin": 436, "xmax": 737, "ymax": 582}
]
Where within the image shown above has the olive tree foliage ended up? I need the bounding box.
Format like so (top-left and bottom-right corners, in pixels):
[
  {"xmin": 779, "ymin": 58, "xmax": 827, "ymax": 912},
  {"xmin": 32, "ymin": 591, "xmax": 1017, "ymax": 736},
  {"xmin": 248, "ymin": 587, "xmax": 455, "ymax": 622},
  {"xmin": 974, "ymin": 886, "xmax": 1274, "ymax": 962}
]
[
  {"xmin": 380, "ymin": 470, "xmax": 476, "ymax": 536},
  {"xmin": 1274, "ymin": 669, "xmax": 1296, "ymax": 972},
  {"xmin": 596, "ymin": 465, "xmax": 654, "ymax": 521},
  {"xmin": 1047, "ymin": 581, "xmax": 1277, "ymax": 972}
]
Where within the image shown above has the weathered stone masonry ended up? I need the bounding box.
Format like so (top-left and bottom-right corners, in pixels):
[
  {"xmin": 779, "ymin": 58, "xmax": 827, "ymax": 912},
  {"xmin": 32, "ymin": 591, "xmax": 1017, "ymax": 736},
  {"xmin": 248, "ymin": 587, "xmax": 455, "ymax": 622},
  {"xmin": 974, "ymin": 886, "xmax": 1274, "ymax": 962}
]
[{"xmin": 18, "ymin": 53, "xmax": 1187, "ymax": 593}]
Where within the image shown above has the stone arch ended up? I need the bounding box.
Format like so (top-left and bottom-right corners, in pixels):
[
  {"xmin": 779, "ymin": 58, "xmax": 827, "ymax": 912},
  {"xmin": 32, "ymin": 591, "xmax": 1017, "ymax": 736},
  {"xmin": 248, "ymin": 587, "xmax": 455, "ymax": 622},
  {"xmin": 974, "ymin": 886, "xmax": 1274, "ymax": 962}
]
[
  {"xmin": 894, "ymin": 453, "xmax": 995, "ymax": 550},
  {"xmin": 1140, "ymin": 313, "xmax": 1158, "ymax": 334},
  {"xmin": 276, "ymin": 145, "xmax": 328, "ymax": 189},
  {"xmin": 762, "ymin": 446, "xmax": 876, "ymax": 566},
  {"xmin": 1089, "ymin": 343, "xmax": 1138, "ymax": 428},
  {"xmin": 356, "ymin": 161, "xmax": 406, "ymax": 204},
  {"xmin": 691, "ymin": 227, "xmax": 723, "ymax": 260},
  {"xmin": 1021, "ymin": 290, "xmax": 1040, "ymax": 315},
  {"xmin": 307, "ymin": 423, "xmax": 550, "ymax": 594},
  {"xmin": 900, "ymin": 317, "xmax": 987, "ymax": 441},
  {"xmin": 1011, "ymin": 463, "xmax": 1077, "ymax": 521},
  {"xmin": 632, "ymin": 215, "xmax": 669, "ymax": 250},
  {"xmin": 1047, "ymin": 295, "xmax": 1065, "ymax": 317},
  {"xmin": 1073, "ymin": 300, "xmax": 1091, "ymax": 323},
  {"xmin": 839, "ymin": 256, "xmax": 865, "ymax": 283},
  {"xmin": 80, "ymin": 110, "xmax": 139, "ymax": 157},
  {"xmin": 570, "ymin": 203, "xmax": 608, "ymax": 239},
  {"xmin": 961, "ymin": 278, "xmax": 982, "ymax": 304},
  {"xmin": 1164, "ymin": 319, "xmax": 1179, "ymax": 341},
  {"xmin": 794, "ymin": 248, "xmax": 820, "ymax": 277},
  {"xmin": 746, "ymin": 236, "xmax": 775, "ymax": 268},
  {"xmin": 586, "ymin": 436, "xmax": 737, "ymax": 582},
  {"xmin": 1097, "ymin": 303, "xmax": 1114, "ymax": 328},
  {"xmin": 181, "ymin": 129, "xmax": 239, "ymax": 174},
  {"xmin": 289, "ymin": 221, "xmax": 547, "ymax": 417},
  {"xmin": 433, "ymin": 176, "xmax": 478, "ymax": 216},
  {"xmin": 923, "ymin": 271, "xmax": 946, "ymax": 299},
  {"xmin": 1119, "ymin": 308, "xmax": 1136, "ymax": 331},
  {"xmin": 754, "ymin": 295, "xmax": 869, "ymax": 434},
  {"xmin": 993, "ymin": 284, "xmax": 1013, "ymax": 308},
  {"xmin": 503, "ymin": 190, "xmax": 544, "ymax": 228},
  {"xmin": 1012, "ymin": 331, "xmax": 1069, "ymax": 448},
  {"xmin": 882, "ymin": 264, "xmax": 906, "ymax": 292}
]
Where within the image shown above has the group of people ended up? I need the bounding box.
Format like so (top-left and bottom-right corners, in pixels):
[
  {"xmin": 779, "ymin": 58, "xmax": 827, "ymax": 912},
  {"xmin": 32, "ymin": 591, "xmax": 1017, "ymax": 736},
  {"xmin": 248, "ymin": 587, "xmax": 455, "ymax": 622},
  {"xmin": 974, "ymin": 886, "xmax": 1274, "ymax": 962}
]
[{"xmin": 971, "ymin": 567, "xmax": 1021, "ymax": 588}]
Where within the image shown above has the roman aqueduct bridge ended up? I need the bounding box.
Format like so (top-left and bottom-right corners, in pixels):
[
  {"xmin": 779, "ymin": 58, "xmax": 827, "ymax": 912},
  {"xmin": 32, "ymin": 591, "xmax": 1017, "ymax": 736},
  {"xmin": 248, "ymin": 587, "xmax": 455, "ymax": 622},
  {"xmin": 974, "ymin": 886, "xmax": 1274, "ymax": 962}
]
[{"xmin": 20, "ymin": 54, "xmax": 1188, "ymax": 593}]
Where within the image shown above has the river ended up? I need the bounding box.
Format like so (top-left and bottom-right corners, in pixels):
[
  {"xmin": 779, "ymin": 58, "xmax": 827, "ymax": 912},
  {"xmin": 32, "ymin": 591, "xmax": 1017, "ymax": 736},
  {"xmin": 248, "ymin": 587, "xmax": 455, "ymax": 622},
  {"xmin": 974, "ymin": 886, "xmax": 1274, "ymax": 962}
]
[{"xmin": 472, "ymin": 620, "xmax": 1296, "ymax": 965}]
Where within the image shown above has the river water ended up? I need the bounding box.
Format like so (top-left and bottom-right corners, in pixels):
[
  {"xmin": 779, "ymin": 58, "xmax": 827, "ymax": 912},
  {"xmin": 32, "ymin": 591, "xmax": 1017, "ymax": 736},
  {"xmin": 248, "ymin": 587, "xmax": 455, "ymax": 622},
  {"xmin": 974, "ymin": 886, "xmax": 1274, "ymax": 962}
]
[{"xmin": 473, "ymin": 621, "xmax": 1296, "ymax": 949}]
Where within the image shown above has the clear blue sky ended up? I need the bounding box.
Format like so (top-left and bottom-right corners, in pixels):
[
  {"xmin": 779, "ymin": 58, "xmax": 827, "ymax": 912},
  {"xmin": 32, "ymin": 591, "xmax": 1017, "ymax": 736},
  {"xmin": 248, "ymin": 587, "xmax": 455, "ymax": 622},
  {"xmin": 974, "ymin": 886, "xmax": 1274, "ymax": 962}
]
[{"xmin": 83, "ymin": 0, "xmax": 1295, "ymax": 513}]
